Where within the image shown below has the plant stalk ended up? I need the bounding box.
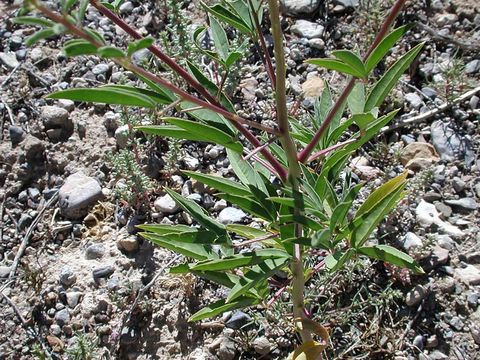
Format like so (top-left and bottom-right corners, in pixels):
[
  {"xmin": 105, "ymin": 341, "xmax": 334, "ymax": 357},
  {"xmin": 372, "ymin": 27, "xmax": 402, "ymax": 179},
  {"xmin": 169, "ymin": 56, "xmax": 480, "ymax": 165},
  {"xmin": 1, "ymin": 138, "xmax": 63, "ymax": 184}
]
[
  {"xmin": 267, "ymin": 0, "xmax": 312, "ymax": 343},
  {"xmin": 297, "ymin": 0, "xmax": 408, "ymax": 163}
]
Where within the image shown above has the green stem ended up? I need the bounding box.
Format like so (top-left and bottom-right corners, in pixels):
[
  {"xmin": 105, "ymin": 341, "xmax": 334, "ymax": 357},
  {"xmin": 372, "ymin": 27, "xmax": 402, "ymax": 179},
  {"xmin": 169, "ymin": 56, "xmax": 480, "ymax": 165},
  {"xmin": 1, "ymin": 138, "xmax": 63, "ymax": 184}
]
[{"xmin": 267, "ymin": 0, "xmax": 311, "ymax": 343}]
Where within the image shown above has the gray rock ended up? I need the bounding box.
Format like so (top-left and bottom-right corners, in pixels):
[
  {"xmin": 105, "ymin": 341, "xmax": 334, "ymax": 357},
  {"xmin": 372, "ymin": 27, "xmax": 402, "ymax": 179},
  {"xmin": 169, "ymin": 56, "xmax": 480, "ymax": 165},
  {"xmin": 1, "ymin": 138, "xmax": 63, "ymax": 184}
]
[
  {"xmin": 0, "ymin": 266, "xmax": 11, "ymax": 278},
  {"xmin": 465, "ymin": 59, "xmax": 480, "ymax": 74},
  {"xmin": 422, "ymin": 87, "xmax": 437, "ymax": 98},
  {"xmin": 119, "ymin": 1, "xmax": 134, "ymax": 14},
  {"xmin": 415, "ymin": 200, "xmax": 464, "ymax": 238},
  {"xmin": 114, "ymin": 125, "xmax": 130, "ymax": 149},
  {"xmin": 454, "ymin": 265, "xmax": 480, "ymax": 285},
  {"xmin": 467, "ymin": 293, "xmax": 478, "ymax": 308},
  {"xmin": 85, "ymin": 243, "xmax": 106, "ymax": 260},
  {"xmin": 18, "ymin": 214, "xmax": 33, "ymax": 230},
  {"xmin": 252, "ymin": 336, "xmax": 273, "ymax": 355},
  {"xmin": 213, "ymin": 199, "xmax": 228, "ymax": 212},
  {"xmin": 154, "ymin": 194, "xmax": 179, "ymax": 214},
  {"xmin": 472, "ymin": 326, "xmax": 480, "ymax": 345},
  {"xmin": 405, "ymin": 93, "xmax": 424, "ymax": 109},
  {"xmin": 0, "ymin": 52, "xmax": 20, "ymax": 69},
  {"xmin": 217, "ymin": 337, "xmax": 236, "ymax": 360},
  {"xmin": 448, "ymin": 316, "xmax": 464, "ymax": 331},
  {"xmin": 452, "ymin": 177, "xmax": 466, "ymax": 193},
  {"xmin": 66, "ymin": 292, "xmax": 82, "ymax": 308},
  {"xmin": 291, "ymin": 20, "xmax": 325, "ymax": 39},
  {"xmin": 413, "ymin": 335, "xmax": 424, "ymax": 350},
  {"xmin": 55, "ymin": 308, "xmax": 70, "ymax": 326},
  {"xmin": 57, "ymin": 99, "xmax": 75, "ymax": 112},
  {"xmin": 59, "ymin": 172, "xmax": 103, "ymax": 219},
  {"xmin": 280, "ymin": 0, "xmax": 322, "ymax": 16},
  {"xmin": 9, "ymin": 126, "xmax": 25, "ymax": 145},
  {"xmin": 444, "ymin": 198, "xmax": 477, "ymax": 212},
  {"xmin": 402, "ymin": 232, "xmax": 423, "ymax": 251},
  {"xmin": 466, "ymin": 252, "xmax": 480, "ymax": 264},
  {"xmin": 92, "ymin": 63, "xmax": 109, "ymax": 75},
  {"xmin": 93, "ymin": 265, "xmax": 115, "ymax": 279},
  {"xmin": 218, "ymin": 207, "xmax": 247, "ymax": 224},
  {"xmin": 183, "ymin": 155, "xmax": 199, "ymax": 170},
  {"xmin": 59, "ymin": 266, "xmax": 76, "ymax": 287},
  {"xmin": 225, "ymin": 310, "xmax": 252, "ymax": 330},
  {"xmin": 117, "ymin": 235, "xmax": 139, "ymax": 252},
  {"xmin": 428, "ymin": 350, "xmax": 448, "ymax": 360},
  {"xmin": 41, "ymin": 106, "xmax": 73, "ymax": 142},
  {"xmin": 470, "ymin": 95, "xmax": 479, "ymax": 110},
  {"xmin": 435, "ymin": 234, "xmax": 456, "ymax": 250},
  {"xmin": 405, "ymin": 285, "xmax": 427, "ymax": 306},
  {"xmin": 431, "ymin": 120, "xmax": 474, "ymax": 165},
  {"xmin": 435, "ymin": 202, "xmax": 452, "ymax": 218},
  {"xmin": 336, "ymin": 0, "xmax": 359, "ymax": 6}
]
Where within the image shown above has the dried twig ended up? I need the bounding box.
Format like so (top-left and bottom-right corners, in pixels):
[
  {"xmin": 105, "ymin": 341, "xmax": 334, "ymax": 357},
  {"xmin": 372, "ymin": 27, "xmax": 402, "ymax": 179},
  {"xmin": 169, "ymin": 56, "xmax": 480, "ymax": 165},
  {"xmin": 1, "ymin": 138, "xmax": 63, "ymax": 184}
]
[
  {"xmin": 416, "ymin": 22, "xmax": 480, "ymax": 52},
  {"xmin": 9, "ymin": 191, "xmax": 59, "ymax": 280},
  {"xmin": 0, "ymin": 63, "xmax": 20, "ymax": 89},
  {"xmin": 381, "ymin": 85, "xmax": 480, "ymax": 133}
]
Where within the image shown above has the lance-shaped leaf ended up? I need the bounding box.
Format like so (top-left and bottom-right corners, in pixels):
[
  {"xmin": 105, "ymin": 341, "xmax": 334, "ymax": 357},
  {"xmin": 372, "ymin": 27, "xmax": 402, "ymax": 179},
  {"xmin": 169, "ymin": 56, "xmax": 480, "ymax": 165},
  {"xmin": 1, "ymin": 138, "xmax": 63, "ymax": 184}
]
[
  {"xmin": 12, "ymin": 16, "xmax": 54, "ymax": 27},
  {"xmin": 165, "ymin": 188, "xmax": 229, "ymax": 239},
  {"xmin": 307, "ymin": 58, "xmax": 365, "ymax": 78},
  {"xmin": 191, "ymin": 249, "xmax": 289, "ymax": 272},
  {"xmin": 332, "ymin": 50, "xmax": 367, "ymax": 77},
  {"xmin": 365, "ymin": 24, "xmax": 413, "ymax": 72},
  {"xmin": 201, "ymin": 2, "xmax": 251, "ymax": 34},
  {"xmin": 347, "ymin": 82, "xmax": 365, "ymax": 115},
  {"xmin": 189, "ymin": 296, "xmax": 259, "ymax": 322},
  {"xmin": 325, "ymin": 249, "xmax": 355, "ymax": 272},
  {"xmin": 226, "ymin": 257, "xmax": 288, "ymax": 302},
  {"xmin": 137, "ymin": 225, "xmax": 219, "ymax": 244},
  {"xmin": 226, "ymin": 149, "xmax": 269, "ymax": 195},
  {"xmin": 140, "ymin": 232, "xmax": 218, "ymax": 260},
  {"xmin": 163, "ymin": 118, "xmax": 243, "ymax": 152},
  {"xmin": 46, "ymin": 85, "xmax": 170, "ymax": 107},
  {"xmin": 127, "ymin": 36, "xmax": 155, "ymax": 57},
  {"xmin": 365, "ymin": 43, "xmax": 424, "ymax": 111},
  {"xmin": 182, "ymin": 171, "xmax": 251, "ymax": 197},
  {"xmin": 136, "ymin": 224, "xmax": 197, "ymax": 236},
  {"xmin": 210, "ymin": 15, "xmax": 229, "ymax": 61},
  {"xmin": 358, "ymin": 245, "xmax": 424, "ymax": 273},
  {"xmin": 97, "ymin": 46, "xmax": 125, "ymax": 58},
  {"xmin": 25, "ymin": 28, "xmax": 56, "ymax": 46},
  {"xmin": 226, "ymin": 224, "xmax": 271, "ymax": 239},
  {"xmin": 217, "ymin": 193, "xmax": 274, "ymax": 221},
  {"xmin": 329, "ymin": 183, "xmax": 363, "ymax": 232},
  {"xmin": 312, "ymin": 228, "xmax": 332, "ymax": 249}
]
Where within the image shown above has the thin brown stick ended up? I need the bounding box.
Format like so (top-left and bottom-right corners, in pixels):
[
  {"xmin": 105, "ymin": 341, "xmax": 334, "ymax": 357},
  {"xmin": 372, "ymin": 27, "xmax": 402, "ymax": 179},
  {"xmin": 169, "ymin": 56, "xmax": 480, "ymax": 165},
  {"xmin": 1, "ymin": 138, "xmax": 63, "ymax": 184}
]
[
  {"xmin": 416, "ymin": 22, "xmax": 480, "ymax": 53},
  {"xmin": 9, "ymin": 191, "xmax": 59, "ymax": 279}
]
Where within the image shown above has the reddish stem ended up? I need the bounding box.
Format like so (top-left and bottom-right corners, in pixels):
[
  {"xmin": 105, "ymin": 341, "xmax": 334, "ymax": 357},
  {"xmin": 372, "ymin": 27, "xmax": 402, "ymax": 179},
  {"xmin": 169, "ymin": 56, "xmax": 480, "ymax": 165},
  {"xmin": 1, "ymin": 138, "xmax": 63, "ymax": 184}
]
[{"xmin": 298, "ymin": 0, "xmax": 408, "ymax": 163}]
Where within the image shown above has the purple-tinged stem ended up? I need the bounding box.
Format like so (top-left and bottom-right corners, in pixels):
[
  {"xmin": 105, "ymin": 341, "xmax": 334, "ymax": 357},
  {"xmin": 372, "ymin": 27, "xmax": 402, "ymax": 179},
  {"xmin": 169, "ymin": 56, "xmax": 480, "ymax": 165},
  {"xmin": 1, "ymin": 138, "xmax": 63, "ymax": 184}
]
[
  {"xmin": 298, "ymin": 0, "xmax": 408, "ymax": 163},
  {"xmin": 307, "ymin": 138, "xmax": 357, "ymax": 163}
]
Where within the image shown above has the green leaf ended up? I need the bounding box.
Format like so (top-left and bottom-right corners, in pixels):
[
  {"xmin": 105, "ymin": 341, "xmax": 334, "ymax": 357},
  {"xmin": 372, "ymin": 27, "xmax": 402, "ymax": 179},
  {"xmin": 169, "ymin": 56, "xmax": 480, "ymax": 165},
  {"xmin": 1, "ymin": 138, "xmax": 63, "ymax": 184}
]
[
  {"xmin": 226, "ymin": 149, "xmax": 268, "ymax": 195},
  {"xmin": 201, "ymin": 2, "xmax": 251, "ymax": 34},
  {"xmin": 332, "ymin": 50, "xmax": 367, "ymax": 77},
  {"xmin": 127, "ymin": 36, "xmax": 155, "ymax": 57},
  {"xmin": 226, "ymin": 224, "xmax": 270, "ymax": 239},
  {"xmin": 182, "ymin": 171, "xmax": 251, "ymax": 197},
  {"xmin": 76, "ymin": 0, "xmax": 88, "ymax": 24},
  {"xmin": 140, "ymin": 232, "xmax": 218, "ymax": 260},
  {"xmin": 46, "ymin": 85, "xmax": 170, "ymax": 107},
  {"xmin": 227, "ymin": 257, "xmax": 288, "ymax": 302},
  {"xmin": 358, "ymin": 245, "xmax": 424, "ymax": 273},
  {"xmin": 164, "ymin": 118, "xmax": 243, "ymax": 152},
  {"xmin": 365, "ymin": 43, "xmax": 424, "ymax": 111},
  {"xmin": 138, "ymin": 226, "xmax": 219, "ymax": 244},
  {"xmin": 136, "ymin": 224, "xmax": 198, "ymax": 236},
  {"xmin": 191, "ymin": 249, "xmax": 289, "ymax": 271},
  {"xmin": 189, "ymin": 297, "xmax": 259, "ymax": 322},
  {"xmin": 25, "ymin": 28, "xmax": 56, "ymax": 46},
  {"xmin": 325, "ymin": 249, "xmax": 355, "ymax": 272},
  {"xmin": 329, "ymin": 183, "xmax": 363, "ymax": 231},
  {"xmin": 63, "ymin": 39, "xmax": 98, "ymax": 57},
  {"xmin": 365, "ymin": 24, "xmax": 413, "ymax": 72},
  {"xmin": 179, "ymin": 99, "xmax": 235, "ymax": 136},
  {"xmin": 225, "ymin": 51, "xmax": 243, "ymax": 67},
  {"xmin": 217, "ymin": 193, "xmax": 274, "ymax": 221},
  {"xmin": 351, "ymin": 112, "xmax": 376, "ymax": 130},
  {"xmin": 12, "ymin": 16, "xmax": 54, "ymax": 27},
  {"xmin": 165, "ymin": 189, "xmax": 228, "ymax": 239},
  {"xmin": 347, "ymin": 82, "xmax": 365, "ymax": 115},
  {"xmin": 209, "ymin": 15, "xmax": 229, "ymax": 62},
  {"xmin": 83, "ymin": 28, "xmax": 105, "ymax": 45},
  {"xmin": 97, "ymin": 46, "xmax": 125, "ymax": 58},
  {"xmin": 307, "ymin": 58, "xmax": 364, "ymax": 78},
  {"xmin": 312, "ymin": 229, "xmax": 332, "ymax": 249}
]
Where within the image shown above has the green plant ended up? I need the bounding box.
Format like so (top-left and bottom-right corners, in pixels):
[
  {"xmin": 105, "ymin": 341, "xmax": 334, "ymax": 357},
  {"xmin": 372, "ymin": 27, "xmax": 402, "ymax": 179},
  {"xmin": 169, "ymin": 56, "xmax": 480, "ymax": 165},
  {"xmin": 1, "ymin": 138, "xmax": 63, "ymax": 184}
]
[
  {"xmin": 16, "ymin": 0, "xmax": 424, "ymax": 357},
  {"xmin": 66, "ymin": 332, "xmax": 98, "ymax": 360}
]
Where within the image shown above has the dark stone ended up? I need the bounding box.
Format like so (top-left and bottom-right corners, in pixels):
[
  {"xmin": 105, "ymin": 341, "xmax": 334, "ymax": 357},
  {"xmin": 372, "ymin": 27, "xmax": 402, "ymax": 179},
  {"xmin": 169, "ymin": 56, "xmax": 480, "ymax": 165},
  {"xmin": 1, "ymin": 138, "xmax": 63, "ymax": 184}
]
[
  {"xmin": 93, "ymin": 265, "xmax": 115, "ymax": 279},
  {"xmin": 225, "ymin": 311, "xmax": 252, "ymax": 330},
  {"xmin": 9, "ymin": 125, "xmax": 25, "ymax": 145}
]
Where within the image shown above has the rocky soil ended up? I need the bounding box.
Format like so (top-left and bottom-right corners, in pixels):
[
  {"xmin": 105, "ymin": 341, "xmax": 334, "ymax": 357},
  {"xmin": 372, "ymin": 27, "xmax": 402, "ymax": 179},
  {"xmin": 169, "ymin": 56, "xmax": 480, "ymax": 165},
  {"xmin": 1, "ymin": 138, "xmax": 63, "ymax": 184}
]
[{"xmin": 0, "ymin": 0, "xmax": 480, "ymax": 359}]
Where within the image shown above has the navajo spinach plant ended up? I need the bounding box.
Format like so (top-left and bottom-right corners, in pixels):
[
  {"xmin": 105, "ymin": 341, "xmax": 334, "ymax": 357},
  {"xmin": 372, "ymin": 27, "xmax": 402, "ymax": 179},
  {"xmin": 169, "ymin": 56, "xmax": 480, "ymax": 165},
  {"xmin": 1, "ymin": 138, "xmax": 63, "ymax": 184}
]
[{"xmin": 16, "ymin": 0, "xmax": 423, "ymax": 357}]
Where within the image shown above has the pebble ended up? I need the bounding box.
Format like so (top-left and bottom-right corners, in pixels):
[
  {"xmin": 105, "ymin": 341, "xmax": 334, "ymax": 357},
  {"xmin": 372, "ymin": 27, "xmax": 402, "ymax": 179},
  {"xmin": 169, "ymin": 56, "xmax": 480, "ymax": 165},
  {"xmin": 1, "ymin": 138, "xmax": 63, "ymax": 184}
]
[
  {"xmin": 280, "ymin": 0, "xmax": 321, "ymax": 16},
  {"xmin": 66, "ymin": 292, "xmax": 82, "ymax": 308},
  {"xmin": 431, "ymin": 120, "xmax": 474, "ymax": 164},
  {"xmin": 117, "ymin": 235, "xmax": 139, "ymax": 252},
  {"xmin": 466, "ymin": 252, "xmax": 480, "ymax": 264},
  {"xmin": 183, "ymin": 155, "xmax": 199, "ymax": 170},
  {"xmin": 435, "ymin": 234, "xmax": 456, "ymax": 250},
  {"xmin": 401, "ymin": 232, "xmax": 423, "ymax": 251},
  {"xmin": 405, "ymin": 285, "xmax": 427, "ymax": 306},
  {"xmin": 218, "ymin": 207, "xmax": 247, "ymax": 225},
  {"xmin": 399, "ymin": 142, "xmax": 439, "ymax": 171},
  {"xmin": 404, "ymin": 93, "xmax": 424, "ymax": 109},
  {"xmin": 59, "ymin": 266, "xmax": 76, "ymax": 287},
  {"xmin": 0, "ymin": 51, "xmax": 19, "ymax": 69},
  {"xmin": 454, "ymin": 265, "xmax": 480, "ymax": 285},
  {"xmin": 471, "ymin": 326, "xmax": 480, "ymax": 345},
  {"xmin": 415, "ymin": 200, "xmax": 464, "ymax": 238},
  {"xmin": 41, "ymin": 105, "xmax": 73, "ymax": 142},
  {"xmin": 465, "ymin": 59, "xmax": 479, "ymax": 74},
  {"xmin": 452, "ymin": 177, "xmax": 466, "ymax": 193},
  {"xmin": 0, "ymin": 266, "xmax": 11, "ymax": 278},
  {"xmin": 444, "ymin": 198, "xmax": 478, "ymax": 212},
  {"xmin": 224, "ymin": 311, "xmax": 252, "ymax": 330},
  {"xmin": 58, "ymin": 172, "xmax": 103, "ymax": 219},
  {"xmin": 114, "ymin": 124, "xmax": 130, "ymax": 149},
  {"xmin": 55, "ymin": 308, "xmax": 70, "ymax": 326},
  {"xmin": 467, "ymin": 293, "xmax": 478, "ymax": 308},
  {"xmin": 92, "ymin": 63, "xmax": 109, "ymax": 75},
  {"xmin": 9, "ymin": 125, "xmax": 25, "ymax": 145},
  {"xmin": 93, "ymin": 265, "xmax": 115, "ymax": 279},
  {"xmin": 291, "ymin": 20, "xmax": 325, "ymax": 39},
  {"xmin": 217, "ymin": 337, "xmax": 236, "ymax": 360},
  {"xmin": 413, "ymin": 334, "xmax": 424, "ymax": 350},
  {"xmin": 252, "ymin": 336, "xmax": 273, "ymax": 355},
  {"xmin": 85, "ymin": 243, "xmax": 106, "ymax": 260},
  {"xmin": 154, "ymin": 194, "xmax": 179, "ymax": 214}
]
